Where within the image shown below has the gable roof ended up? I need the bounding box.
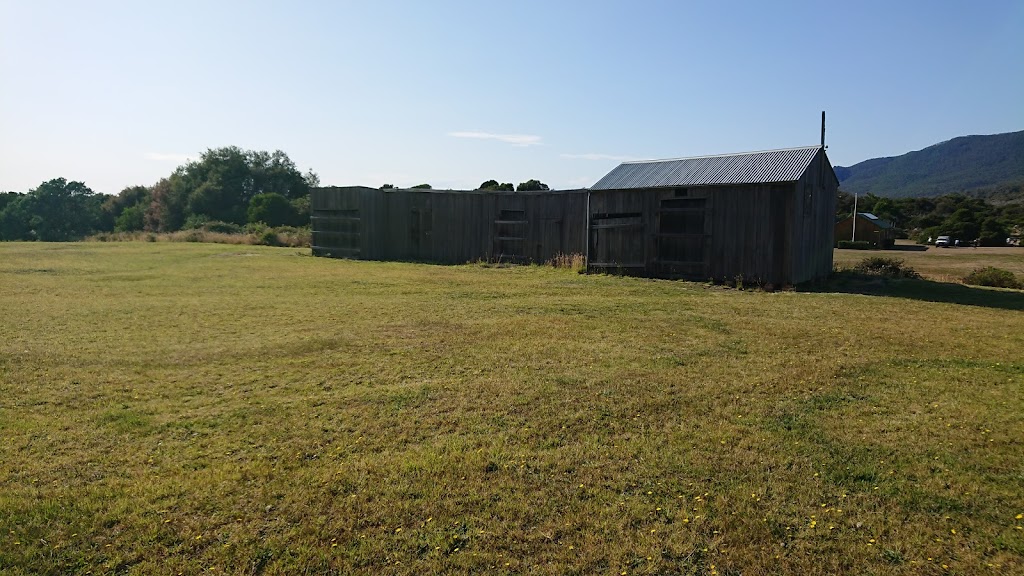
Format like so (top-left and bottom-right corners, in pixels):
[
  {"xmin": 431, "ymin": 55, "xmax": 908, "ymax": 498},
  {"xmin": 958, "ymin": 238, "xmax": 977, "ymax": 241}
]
[
  {"xmin": 857, "ymin": 212, "xmax": 893, "ymax": 229},
  {"xmin": 591, "ymin": 146, "xmax": 825, "ymax": 190}
]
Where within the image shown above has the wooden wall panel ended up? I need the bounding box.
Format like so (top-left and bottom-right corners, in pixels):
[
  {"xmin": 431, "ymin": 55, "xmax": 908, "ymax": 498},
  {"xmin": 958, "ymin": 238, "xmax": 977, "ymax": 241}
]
[{"xmin": 311, "ymin": 187, "xmax": 588, "ymax": 265}]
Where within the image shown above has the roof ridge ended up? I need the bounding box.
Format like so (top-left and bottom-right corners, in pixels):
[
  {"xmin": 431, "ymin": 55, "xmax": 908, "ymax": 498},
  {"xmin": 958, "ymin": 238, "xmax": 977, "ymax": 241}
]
[{"xmin": 618, "ymin": 145, "xmax": 821, "ymax": 165}]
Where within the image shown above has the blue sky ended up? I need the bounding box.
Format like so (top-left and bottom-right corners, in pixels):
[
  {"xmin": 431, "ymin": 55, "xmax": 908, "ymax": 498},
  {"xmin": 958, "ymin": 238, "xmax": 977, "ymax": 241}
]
[{"xmin": 1, "ymin": 0, "xmax": 1022, "ymax": 193}]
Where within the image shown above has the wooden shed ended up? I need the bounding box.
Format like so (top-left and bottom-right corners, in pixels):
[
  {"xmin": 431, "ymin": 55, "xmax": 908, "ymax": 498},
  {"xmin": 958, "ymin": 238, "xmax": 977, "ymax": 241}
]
[
  {"xmin": 587, "ymin": 146, "xmax": 838, "ymax": 285},
  {"xmin": 834, "ymin": 212, "xmax": 896, "ymax": 248},
  {"xmin": 311, "ymin": 186, "xmax": 588, "ymax": 264}
]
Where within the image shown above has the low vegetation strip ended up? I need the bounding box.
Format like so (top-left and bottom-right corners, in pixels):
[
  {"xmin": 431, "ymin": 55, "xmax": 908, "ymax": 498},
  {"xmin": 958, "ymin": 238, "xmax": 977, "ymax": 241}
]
[
  {"xmin": 88, "ymin": 223, "xmax": 311, "ymax": 248},
  {"xmin": 1, "ymin": 242, "xmax": 1022, "ymax": 575},
  {"xmin": 833, "ymin": 242, "xmax": 1024, "ymax": 283}
]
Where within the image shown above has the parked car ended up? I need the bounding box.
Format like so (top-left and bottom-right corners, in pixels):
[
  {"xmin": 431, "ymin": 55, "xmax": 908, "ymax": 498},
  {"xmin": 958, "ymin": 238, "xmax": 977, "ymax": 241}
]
[{"xmin": 935, "ymin": 235, "xmax": 951, "ymax": 247}]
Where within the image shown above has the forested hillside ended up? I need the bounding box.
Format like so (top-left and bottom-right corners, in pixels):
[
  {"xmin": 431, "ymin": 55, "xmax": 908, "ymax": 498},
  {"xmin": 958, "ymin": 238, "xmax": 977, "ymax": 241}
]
[{"xmin": 835, "ymin": 130, "xmax": 1024, "ymax": 199}]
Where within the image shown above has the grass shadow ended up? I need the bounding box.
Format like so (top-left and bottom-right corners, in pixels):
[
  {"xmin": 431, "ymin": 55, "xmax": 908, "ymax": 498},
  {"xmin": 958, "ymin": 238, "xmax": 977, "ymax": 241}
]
[
  {"xmin": 803, "ymin": 272, "xmax": 1024, "ymax": 311},
  {"xmin": 888, "ymin": 243, "xmax": 928, "ymax": 252}
]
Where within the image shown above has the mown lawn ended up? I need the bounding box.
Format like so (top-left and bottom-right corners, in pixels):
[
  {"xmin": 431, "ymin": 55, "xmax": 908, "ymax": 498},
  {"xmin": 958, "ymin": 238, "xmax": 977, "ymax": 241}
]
[
  {"xmin": 1, "ymin": 242, "xmax": 1022, "ymax": 575},
  {"xmin": 834, "ymin": 242, "xmax": 1024, "ymax": 281}
]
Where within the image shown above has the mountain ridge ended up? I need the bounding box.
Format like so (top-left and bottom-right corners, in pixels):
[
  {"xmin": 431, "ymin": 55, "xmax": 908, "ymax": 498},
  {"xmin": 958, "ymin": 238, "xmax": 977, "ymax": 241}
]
[{"xmin": 834, "ymin": 130, "xmax": 1024, "ymax": 199}]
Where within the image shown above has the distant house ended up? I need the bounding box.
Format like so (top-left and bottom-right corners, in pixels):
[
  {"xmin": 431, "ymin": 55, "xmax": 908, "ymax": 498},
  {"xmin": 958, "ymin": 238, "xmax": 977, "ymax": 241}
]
[
  {"xmin": 588, "ymin": 146, "xmax": 838, "ymax": 285},
  {"xmin": 834, "ymin": 212, "xmax": 896, "ymax": 248}
]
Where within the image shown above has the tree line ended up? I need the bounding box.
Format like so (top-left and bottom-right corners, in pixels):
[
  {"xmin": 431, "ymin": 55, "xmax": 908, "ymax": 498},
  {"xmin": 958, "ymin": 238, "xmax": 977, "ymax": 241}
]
[
  {"xmin": 0, "ymin": 147, "xmax": 318, "ymax": 241},
  {"xmin": 378, "ymin": 179, "xmax": 551, "ymax": 192},
  {"xmin": 837, "ymin": 190, "xmax": 1024, "ymax": 245},
  {"xmin": 8, "ymin": 154, "xmax": 1021, "ymax": 246},
  {"xmin": 0, "ymin": 152, "xmax": 561, "ymax": 242}
]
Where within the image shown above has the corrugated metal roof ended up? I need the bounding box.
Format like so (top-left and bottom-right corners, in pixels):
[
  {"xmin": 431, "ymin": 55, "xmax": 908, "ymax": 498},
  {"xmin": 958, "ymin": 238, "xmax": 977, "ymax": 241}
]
[
  {"xmin": 591, "ymin": 146, "xmax": 823, "ymax": 190},
  {"xmin": 858, "ymin": 212, "xmax": 893, "ymax": 229}
]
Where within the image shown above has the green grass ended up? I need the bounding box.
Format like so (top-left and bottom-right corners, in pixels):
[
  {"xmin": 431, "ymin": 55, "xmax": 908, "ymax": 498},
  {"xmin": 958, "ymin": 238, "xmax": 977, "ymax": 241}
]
[{"xmin": 1, "ymin": 242, "xmax": 1023, "ymax": 575}]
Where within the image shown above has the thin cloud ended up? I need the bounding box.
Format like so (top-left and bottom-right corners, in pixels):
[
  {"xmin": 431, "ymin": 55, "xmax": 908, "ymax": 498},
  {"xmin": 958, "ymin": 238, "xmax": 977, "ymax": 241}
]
[
  {"xmin": 448, "ymin": 131, "xmax": 543, "ymax": 147},
  {"xmin": 144, "ymin": 152, "xmax": 194, "ymax": 163},
  {"xmin": 560, "ymin": 153, "xmax": 640, "ymax": 162}
]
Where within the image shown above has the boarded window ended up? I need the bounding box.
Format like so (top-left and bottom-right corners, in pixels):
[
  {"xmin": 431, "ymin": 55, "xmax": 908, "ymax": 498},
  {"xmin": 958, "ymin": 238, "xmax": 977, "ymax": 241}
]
[
  {"xmin": 589, "ymin": 212, "xmax": 644, "ymax": 268},
  {"xmin": 312, "ymin": 208, "xmax": 360, "ymax": 255},
  {"xmin": 656, "ymin": 198, "xmax": 705, "ymax": 264},
  {"xmin": 494, "ymin": 209, "xmax": 526, "ymax": 259}
]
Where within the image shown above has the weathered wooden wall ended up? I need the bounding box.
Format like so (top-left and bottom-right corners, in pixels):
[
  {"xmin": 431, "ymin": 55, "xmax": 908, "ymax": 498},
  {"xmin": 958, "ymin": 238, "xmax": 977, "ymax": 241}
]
[
  {"xmin": 587, "ymin": 184, "xmax": 796, "ymax": 284},
  {"xmin": 587, "ymin": 150, "xmax": 837, "ymax": 285},
  {"xmin": 834, "ymin": 217, "xmax": 894, "ymax": 249},
  {"xmin": 791, "ymin": 149, "xmax": 839, "ymax": 282},
  {"xmin": 313, "ymin": 154, "xmax": 837, "ymax": 285},
  {"xmin": 311, "ymin": 187, "xmax": 588, "ymax": 264}
]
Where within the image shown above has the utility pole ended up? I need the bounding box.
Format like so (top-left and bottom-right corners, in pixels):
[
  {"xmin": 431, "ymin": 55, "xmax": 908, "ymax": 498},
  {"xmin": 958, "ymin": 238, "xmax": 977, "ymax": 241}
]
[{"xmin": 851, "ymin": 194, "xmax": 858, "ymax": 242}]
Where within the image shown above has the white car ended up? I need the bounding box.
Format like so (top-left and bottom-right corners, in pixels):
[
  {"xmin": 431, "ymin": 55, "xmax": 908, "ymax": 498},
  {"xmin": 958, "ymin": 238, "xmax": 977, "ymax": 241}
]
[{"xmin": 935, "ymin": 236, "xmax": 951, "ymax": 247}]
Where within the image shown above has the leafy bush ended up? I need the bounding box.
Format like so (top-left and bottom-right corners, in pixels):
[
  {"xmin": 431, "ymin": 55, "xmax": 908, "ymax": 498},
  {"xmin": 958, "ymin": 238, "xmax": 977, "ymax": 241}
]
[
  {"xmin": 248, "ymin": 192, "xmax": 297, "ymax": 227},
  {"xmin": 257, "ymin": 229, "xmax": 280, "ymax": 246},
  {"xmin": 244, "ymin": 222, "xmax": 269, "ymax": 236},
  {"xmin": 963, "ymin": 267, "xmax": 1022, "ymax": 289},
  {"xmin": 182, "ymin": 214, "xmax": 210, "ymax": 230},
  {"xmin": 837, "ymin": 240, "xmax": 873, "ymax": 250},
  {"xmin": 86, "ymin": 223, "xmax": 309, "ymax": 248},
  {"xmin": 114, "ymin": 204, "xmax": 146, "ymax": 232},
  {"xmin": 202, "ymin": 220, "xmax": 243, "ymax": 234},
  {"xmin": 852, "ymin": 256, "xmax": 921, "ymax": 279},
  {"xmin": 271, "ymin": 226, "xmax": 311, "ymax": 248}
]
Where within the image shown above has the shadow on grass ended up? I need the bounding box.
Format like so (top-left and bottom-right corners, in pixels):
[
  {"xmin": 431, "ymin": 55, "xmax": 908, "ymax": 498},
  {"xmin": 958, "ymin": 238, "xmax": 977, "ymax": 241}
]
[
  {"xmin": 803, "ymin": 272, "xmax": 1024, "ymax": 311},
  {"xmin": 889, "ymin": 243, "xmax": 928, "ymax": 252}
]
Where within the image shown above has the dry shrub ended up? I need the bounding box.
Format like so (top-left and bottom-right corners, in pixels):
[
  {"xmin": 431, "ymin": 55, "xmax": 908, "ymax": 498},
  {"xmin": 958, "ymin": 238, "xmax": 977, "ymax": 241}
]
[
  {"xmin": 852, "ymin": 256, "xmax": 921, "ymax": 279},
  {"xmin": 87, "ymin": 227, "xmax": 311, "ymax": 248},
  {"xmin": 548, "ymin": 252, "xmax": 586, "ymax": 272},
  {"xmin": 963, "ymin": 266, "xmax": 1022, "ymax": 289}
]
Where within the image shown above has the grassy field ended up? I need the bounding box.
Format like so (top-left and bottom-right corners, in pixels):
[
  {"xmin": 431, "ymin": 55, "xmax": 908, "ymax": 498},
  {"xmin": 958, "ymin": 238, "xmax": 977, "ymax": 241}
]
[
  {"xmin": 1, "ymin": 242, "xmax": 1023, "ymax": 575},
  {"xmin": 834, "ymin": 241, "xmax": 1024, "ymax": 282}
]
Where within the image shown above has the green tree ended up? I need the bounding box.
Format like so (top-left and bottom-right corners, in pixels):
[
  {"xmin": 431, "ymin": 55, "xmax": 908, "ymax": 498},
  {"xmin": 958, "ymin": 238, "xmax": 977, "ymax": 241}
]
[
  {"xmin": 516, "ymin": 179, "xmax": 549, "ymax": 192},
  {"xmin": 411, "ymin": 184, "xmax": 432, "ymax": 189},
  {"xmin": 144, "ymin": 175, "xmax": 190, "ymax": 232},
  {"xmin": 143, "ymin": 147, "xmax": 318, "ymax": 229},
  {"xmin": 0, "ymin": 194, "xmax": 31, "ymax": 240},
  {"xmin": 290, "ymin": 195, "xmax": 311, "ymax": 226},
  {"xmin": 941, "ymin": 208, "xmax": 980, "ymax": 241},
  {"xmin": 247, "ymin": 192, "xmax": 297, "ymax": 227},
  {"xmin": 0, "ymin": 191, "xmax": 21, "ymax": 213},
  {"xmin": 978, "ymin": 218, "xmax": 1008, "ymax": 247},
  {"xmin": 114, "ymin": 204, "xmax": 146, "ymax": 232},
  {"xmin": 478, "ymin": 180, "xmax": 514, "ymax": 191},
  {"xmin": 100, "ymin": 185, "xmax": 150, "ymax": 232},
  {"xmin": 8, "ymin": 178, "xmax": 102, "ymax": 241}
]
